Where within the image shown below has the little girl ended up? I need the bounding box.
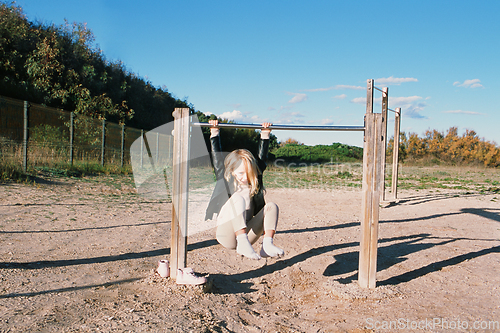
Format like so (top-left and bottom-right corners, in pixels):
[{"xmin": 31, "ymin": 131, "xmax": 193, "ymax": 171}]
[{"xmin": 205, "ymin": 120, "xmax": 284, "ymax": 260}]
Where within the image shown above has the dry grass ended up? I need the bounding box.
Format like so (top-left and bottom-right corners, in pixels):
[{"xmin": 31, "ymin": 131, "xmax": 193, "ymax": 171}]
[
  {"xmin": 0, "ymin": 143, "xmax": 131, "ymax": 181},
  {"xmin": 2, "ymin": 142, "xmax": 499, "ymax": 196},
  {"xmin": 264, "ymin": 162, "xmax": 500, "ymax": 194}
]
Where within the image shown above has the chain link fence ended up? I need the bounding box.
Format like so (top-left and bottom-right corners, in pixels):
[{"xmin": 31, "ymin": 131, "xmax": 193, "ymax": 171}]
[{"xmin": 0, "ymin": 95, "xmax": 173, "ymax": 172}]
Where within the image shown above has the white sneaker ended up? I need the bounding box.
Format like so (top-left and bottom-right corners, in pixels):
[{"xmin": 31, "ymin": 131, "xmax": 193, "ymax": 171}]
[{"xmin": 176, "ymin": 268, "xmax": 206, "ymax": 285}]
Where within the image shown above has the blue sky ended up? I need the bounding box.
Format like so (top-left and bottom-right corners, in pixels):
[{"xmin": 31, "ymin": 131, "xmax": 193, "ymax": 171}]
[{"xmin": 14, "ymin": 0, "xmax": 500, "ymax": 147}]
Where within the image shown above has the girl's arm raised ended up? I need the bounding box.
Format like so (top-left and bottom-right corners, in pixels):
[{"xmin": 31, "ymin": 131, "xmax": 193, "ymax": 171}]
[
  {"xmin": 257, "ymin": 122, "xmax": 271, "ymax": 172},
  {"xmin": 209, "ymin": 119, "xmax": 224, "ymax": 180},
  {"xmin": 261, "ymin": 122, "xmax": 272, "ymax": 139},
  {"xmin": 209, "ymin": 119, "xmax": 220, "ymax": 138}
]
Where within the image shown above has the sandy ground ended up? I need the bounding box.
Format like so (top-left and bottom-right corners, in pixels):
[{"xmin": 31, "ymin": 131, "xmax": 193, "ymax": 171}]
[{"xmin": 0, "ymin": 176, "xmax": 499, "ymax": 332}]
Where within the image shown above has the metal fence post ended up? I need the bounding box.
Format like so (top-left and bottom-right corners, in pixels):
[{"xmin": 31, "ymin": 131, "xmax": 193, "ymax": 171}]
[
  {"xmin": 101, "ymin": 118, "xmax": 106, "ymax": 167},
  {"xmin": 156, "ymin": 131, "xmax": 159, "ymax": 164},
  {"xmin": 22, "ymin": 101, "xmax": 29, "ymax": 173},
  {"xmin": 121, "ymin": 124, "xmax": 125, "ymax": 168},
  {"xmin": 69, "ymin": 112, "xmax": 74, "ymax": 165},
  {"xmin": 140, "ymin": 129, "xmax": 144, "ymax": 168}
]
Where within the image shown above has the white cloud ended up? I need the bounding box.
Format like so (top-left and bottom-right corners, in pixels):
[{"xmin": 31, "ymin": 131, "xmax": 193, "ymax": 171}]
[
  {"xmin": 334, "ymin": 85, "xmax": 364, "ymax": 90},
  {"xmin": 218, "ymin": 110, "xmax": 245, "ymax": 121},
  {"xmin": 442, "ymin": 110, "xmax": 484, "ymax": 115},
  {"xmin": 349, "ymin": 94, "xmax": 428, "ymax": 118},
  {"xmin": 350, "ymin": 97, "xmax": 366, "ymax": 104},
  {"xmin": 333, "ymin": 94, "xmax": 347, "ymax": 99},
  {"xmin": 217, "ymin": 110, "xmax": 269, "ymax": 124},
  {"xmin": 303, "ymin": 84, "xmax": 364, "ymax": 92},
  {"xmin": 216, "ymin": 107, "xmax": 307, "ymax": 125},
  {"xmin": 320, "ymin": 118, "xmax": 335, "ymax": 125},
  {"xmin": 287, "ymin": 92, "xmax": 308, "ymax": 104},
  {"xmin": 453, "ymin": 79, "xmax": 484, "ymax": 88},
  {"xmin": 274, "ymin": 110, "xmax": 306, "ymax": 124},
  {"xmin": 390, "ymin": 96, "xmax": 423, "ymax": 105},
  {"xmin": 303, "ymin": 87, "xmax": 334, "ymax": 92},
  {"xmin": 388, "ymin": 96, "xmax": 428, "ymax": 119},
  {"xmin": 350, "ymin": 95, "xmax": 425, "ymax": 110},
  {"xmin": 403, "ymin": 103, "xmax": 428, "ymax": 119},
  {"xmin": 375, "ymin": 76, "xmax": 418, "ymax": 86}
]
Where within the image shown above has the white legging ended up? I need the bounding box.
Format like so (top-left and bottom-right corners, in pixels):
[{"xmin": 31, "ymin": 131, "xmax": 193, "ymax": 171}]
[{"xmin": 215, "ymin": 193, "xmax": 279, "ymax": 250}]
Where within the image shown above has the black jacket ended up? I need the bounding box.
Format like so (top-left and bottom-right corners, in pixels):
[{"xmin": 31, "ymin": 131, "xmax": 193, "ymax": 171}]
[{"xmin": 204, "ymin": 135, "xmax": 269, "ymax": 221}]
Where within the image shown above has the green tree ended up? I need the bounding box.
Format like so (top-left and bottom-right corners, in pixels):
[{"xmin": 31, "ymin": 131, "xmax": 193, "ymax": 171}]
[{"xmin": 0, "ymin": 2, "xmax": 185, "ymax": 128}]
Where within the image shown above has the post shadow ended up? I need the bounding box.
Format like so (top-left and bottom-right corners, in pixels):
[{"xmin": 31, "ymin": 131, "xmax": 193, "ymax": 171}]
[
  {"xmin": 0, "ymin": 220, "xmax": 171, "ymax": 234},
  {"xmin": 385, "ymin": 192, "xmax": 483, "ymax": 207},
  {"xmin": 377, "ymin": 245, "xmax": 500, "ymax": 286},
  {"xmin": 461, "ymin": 208, "xmax": 500, "ymax": 222},
  {"xmin": 0, "ymin": 247, "xmax": 171, "ymax": 270},
  {"xmin": 205, "ymin": 234, "xmax": 432, "ymax": 295},
  {"xmin": 0, "ymin": 277, "xmax": 142, "ymax": 299},
  {"xmin": 323, "ymin": 233, "xmax": 456, "ymax": 283}
]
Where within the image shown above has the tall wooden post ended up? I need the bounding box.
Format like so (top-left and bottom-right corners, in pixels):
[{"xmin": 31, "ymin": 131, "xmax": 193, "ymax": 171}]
[
  {"xmin": 391, "ymin": 108, "xmax": 401, "ymax": 200},
  {"xmin": 380, "ymin": 87, "xmax": 388, "ymax": 201},
  {"xmin": 359, "ymin": 112, "xmax": 384, "ymax": 289},
  {"xmin": 170, "ymin": 108, "xmax": 191, "ymax": 278},
  {"xmin": 366, "ymin": 79, "xmax": 374, "ymax": 114}
]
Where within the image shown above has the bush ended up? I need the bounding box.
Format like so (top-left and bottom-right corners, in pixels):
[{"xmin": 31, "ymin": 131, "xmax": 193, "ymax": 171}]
[{"xmin": 271, "ymin": 143, "xmax": 363, "ymax": 164}]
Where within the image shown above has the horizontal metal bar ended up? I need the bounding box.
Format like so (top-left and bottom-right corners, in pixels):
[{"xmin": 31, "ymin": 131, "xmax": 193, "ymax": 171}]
[
  {"xmin": 374, "ymin": 86, "xmax": 384, "ymax": 93},
  {"xmin": 388, "ymin": 108, "xmax": 401, "ymax": 114},
  {"xmin": 192, "ymin": 122, "xmax": 365, "ymax": 132}
]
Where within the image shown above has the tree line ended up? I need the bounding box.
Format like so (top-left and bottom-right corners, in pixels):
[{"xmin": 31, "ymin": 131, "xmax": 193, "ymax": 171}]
[
  {"xmin": 264, "ymin": 127, "xmax": 500, "ymax": 168},
  {"xmin": 0, "ymin": 2, "xmax": 188, "ymax": 130},
  {"xmin": 0, "ymin": 2, "xmax": 278, "ymax": 155},
  {"xmin": 387, "ymin": 127, "xmax": 500, "ymax": 167}
]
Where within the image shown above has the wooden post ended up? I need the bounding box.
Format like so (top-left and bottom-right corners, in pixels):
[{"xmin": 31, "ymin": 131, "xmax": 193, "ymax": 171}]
[
  {"xmin": 22, "ymin": 101, "xmax": 29, "ymax": 173},
  {"xmin": 391, "ymin": 108, "xmax": 401, "ymax": 200},
  {"xmin": 359, "ymin": 112, "xmax": 383, "ymax": 289},
  {"xmin": 101, "ymin": 118, "xmax": 106, "ymax": 167},
  {"xmin": 69, "ymin": 112, "xmax": 74, "ymax": 165},
  {"xmin": 170, "ymin": 108, "xmax": 191, "ymax": 278},
  {"xmin": 366, "ymin": 79, "xmax": 374, "ymax": 114},
  {"xmin": 380, "ymin": 87, "xmax": 388, "ymax": 202}
]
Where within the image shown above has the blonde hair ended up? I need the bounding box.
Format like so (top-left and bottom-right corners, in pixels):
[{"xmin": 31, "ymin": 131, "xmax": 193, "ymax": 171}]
[{"xmin": 224, "ymin": 149, "xmax": 261, "ymax": 197}]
